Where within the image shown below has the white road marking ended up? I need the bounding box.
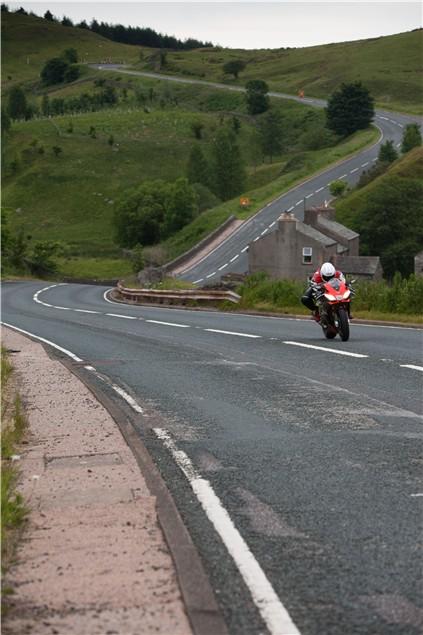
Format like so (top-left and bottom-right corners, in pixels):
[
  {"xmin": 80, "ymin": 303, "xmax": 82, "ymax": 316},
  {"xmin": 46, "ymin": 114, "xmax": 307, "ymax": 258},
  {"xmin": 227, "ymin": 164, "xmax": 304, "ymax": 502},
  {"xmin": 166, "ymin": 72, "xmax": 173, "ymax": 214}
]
[
  {"xmin": 2, "ymin": 322, "xmax": 83, "ymax": 362},
  {"xmin": 73, "ymin": 309, "xmax": 100, "ymax": 314},
  {"xmin": 230, "ymin": 254, "xmax": 239, "ymax": 262},
  {"xmin": 103, "ymin": 289, "xmax": 117, "ymax": 304},
  {"xmin": 253, "ymin": 236, "xmax": 260, "ymax": 242},
  {"xmin": 400, "ymin": 364, "xmax": 423, "ymax": 372},
  {"xmin": 154, "ymin": 427, "xmax": 301, "ymax": 635},
  {"xmin": 84, "ymin": 365, "xmax": 96, "ymax": 371},
  {"xmin": 315, "ymin": 187, "xmax": 324, "ymax": 193},
  {"xmin": 287, "ymin": 206, "xmax": 294, "ymax": 211},
  {"xmin": 52, "ymin": 306, "xmax": 71, "ymax": 310},
  {"xmin": 218, "ymin": 263, "xmax": 228, "ymax": 271},
  {"xmin": 241, "ymin": 246, "xmax": 249, "ymax": 253},
  {"xmin": 261, "ymin": 228, "xmax": 268, "ymax": 235},
  {"xmin": 204, "ymin": 329, "xmax": 261, "ymax": 339},
  {"xmin": 372, "ymin": 157, "xmax": 378, "ymax": 162},
  {"xmin": 193, "ymin": 278, "xmax": 204, "ymax": 284},
  {"xmin": 206, "ymin": 272, "xmax": 217, "ymax": 278},
  {"xmin": 396, "ymin": 142, "xmax": 401, "ymax": 147},
  {"xmin": 340, "ymin": 174, "xmax": 347, "ymax": 179},
  {"xmin": 106, "ymin": 313, "xmax": 137, "ymax": 320},
  {"xmin": 283, "ymin": 341, "xmax": 368, "ymax": 358},
  {"xmin": 398, "ymin": 123, "xmax": 403, "ymax": 128},
  {"xmin": 146, "ymin": 319, "xmax": 190, "ymax": 328},
  {"xmin": 269, "ymin": 221, "xmax": 276, "ymax": 227},
  {"xmin": 361, "ymin": 162, "xmax": 369, "ymax": 167},
  {"xmin": 350, "ymin": 167, "xmax": 359, "ymax": 173},
  {"xmin": 295, "ymin": 200, "xmax": 302, "ymax": 206},
  {"xmin": 410, "ymin": 493, "xmax": 423, "ymax": 497},
  {"xmin": 305, "ymin": 193, "xmax": 313, "ymax": 199}
]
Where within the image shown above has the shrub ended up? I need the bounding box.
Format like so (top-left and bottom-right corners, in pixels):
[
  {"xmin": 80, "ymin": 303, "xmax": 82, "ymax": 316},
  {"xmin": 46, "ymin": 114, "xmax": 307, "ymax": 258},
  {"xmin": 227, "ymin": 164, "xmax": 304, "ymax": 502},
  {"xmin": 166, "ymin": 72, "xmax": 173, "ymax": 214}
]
[{"xmin": 329, "ymin": 180, "xmax": 347, "ymax": 197}]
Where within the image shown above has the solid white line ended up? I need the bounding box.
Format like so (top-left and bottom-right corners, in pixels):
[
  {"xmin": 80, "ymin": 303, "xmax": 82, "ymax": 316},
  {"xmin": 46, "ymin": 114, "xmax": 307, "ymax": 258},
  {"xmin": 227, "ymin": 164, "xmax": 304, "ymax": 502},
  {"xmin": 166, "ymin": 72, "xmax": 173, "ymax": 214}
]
[
  {"xmin": 218, "ymin": 263, "xmax": 228, "ymax": 271},
  {"xmin": 400, "ymin": 364, "xmax": 423, "ymax": 372},
  {"xmin": 315, "ymin": 187, "xmax": 324, "ymax": 193},
  {"xmin": 350, "ymin": 167, "xmax": 359, "ymax": 173},
  {"xmin": 241, "ymin": 246, "xmax": 249, "ymax": 253},
  {"xmin": 103, "ymin": 289, "xmax": 117, "ymax": 304},
  {"xmin": 106, "ymin": 313, "xmax": 137, "ymax": 320},
  {"xmin": 283, "ymin": 341, "xmax": 368, "ymax": 358},
  {"xmin": 108, "ymin": 383, "xmax": 144, "ymax": 413},
  {"xmin": 230, "ymin": 254, "xmax": 239, "ymax": 262},
  {"xmin": 206, "ymin": 272, "xmax": 217, "ymax": 278},
  {"xmin": 146, "ymin": 319, "xmax": 190, "ymax": 328},
  {"xmin": 204, "ymin": 328, "xmax": 261, "ymax": 338},
  {"xmin": 2, "ymin": 322, "xmax": 83, "ymax": 362},
  {"xmin": 153, "ymin": 428, "xmax": 300, "ymax": 635}
]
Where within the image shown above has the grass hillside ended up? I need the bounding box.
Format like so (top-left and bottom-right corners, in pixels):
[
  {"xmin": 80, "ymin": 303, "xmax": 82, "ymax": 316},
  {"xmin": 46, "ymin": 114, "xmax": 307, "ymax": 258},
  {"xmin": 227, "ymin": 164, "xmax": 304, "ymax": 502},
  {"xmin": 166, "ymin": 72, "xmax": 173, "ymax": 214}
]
[
  {"xmin": 1, "ymin": 11, "xmax": 140, "ymax": 88},
  {"xmin": 136, "ymin": 29, "xmax": 423, "ymax": 114}
]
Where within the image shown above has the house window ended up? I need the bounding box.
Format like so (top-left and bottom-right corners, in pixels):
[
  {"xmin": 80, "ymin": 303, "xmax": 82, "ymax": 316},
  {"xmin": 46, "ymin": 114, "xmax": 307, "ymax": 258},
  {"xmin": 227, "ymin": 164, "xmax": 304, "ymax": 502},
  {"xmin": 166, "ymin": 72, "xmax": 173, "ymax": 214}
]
[{"xmin": 302, "ymin": 247, "xmax": 312, "ymax": 264}]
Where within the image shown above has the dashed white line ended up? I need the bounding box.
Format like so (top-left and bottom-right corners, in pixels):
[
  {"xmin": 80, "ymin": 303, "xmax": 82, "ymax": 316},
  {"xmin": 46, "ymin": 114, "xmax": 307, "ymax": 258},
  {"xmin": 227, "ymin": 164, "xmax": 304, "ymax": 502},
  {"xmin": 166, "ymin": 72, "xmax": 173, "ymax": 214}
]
[
  {"xmin": 241, "ymin": 246, "xmax": 249, "ymax": 253},
  {"xmin": 396, "ymin": 142, "xmax": 401, "ymax": 148},
  {"xmin": 146, "ymin": 320, "xmax": 190, "ymax": 328},
  {"xmin": 315, "ymin": 187, "xmax": 324, "ymax": 193},
  {"xmin": 253, "ymin": 236, "xmax": 260, "ymax": 242},
  {"xmin": 287, "ymin": 206, "xmax": 294, "ymax": 212},
  {"xmin": 283, "ymin": 341, "xmax": 368, "ymax": 358},
  {"xmin": 204, "ymin": 329, "xmax": 261, "ymax": 339},
  {"xmin": 153, "ymin": 427, "xmax": 301, "ymax": 635},
  {"xmin": 218, "ymin": 263, "xmax": 228, "ymax": 271},
  {"xmin": 193, "ymin": 278, "xmax": 204, "ymax": 284},
  {"xmin": 305, "ymin": 193, "xmax": 313, "ymax": 199},
  {"xmin": 230, "ymin": 254, "xmax": 239, "ymax": 262},
  {"xmin": 398, "ymin": 123, "xmax": 404, "ymax": 128},
  {"xmin": 295, "ymin": 200, "xmax": 302, "ymax": 206},
  {"xmin": 269, "ymin": 221, "xmax": 276, "ymax": 227},
  {"xmin": 339, "ymin": 174, "xmax": 347, "ymax": 179},
  {"xmin": 350, "ymin": 167, "xmax": 359, "ymax": 174},
  {"xmin": 206, "ymin": 272, "xmax": 217, "ymax": 278},
  {"xmin": 361, "ymin": 162, "xmax": 369, "ymax": 168},
  {"xmin": 400, "ymin": 364, "xmax": 423, "ymax": 372},
  {"xmin": 106, "ymin": 313, "xmax": 137, "ymax": 320},
  {"xmin": 260, "ymin": 229, "xmax": 268, "ymax": 236},
  {"xmin": 73, "ymin": 309, "xmax": 100, "ymax": 314}
]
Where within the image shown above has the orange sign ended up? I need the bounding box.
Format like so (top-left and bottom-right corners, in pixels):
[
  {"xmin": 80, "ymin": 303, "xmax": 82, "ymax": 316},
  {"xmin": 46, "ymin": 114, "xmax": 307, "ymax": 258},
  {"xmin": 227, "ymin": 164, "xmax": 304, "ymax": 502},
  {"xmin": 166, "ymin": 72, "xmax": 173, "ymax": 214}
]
[{"xmin": 240, "ymin": 197, "xmax": 250, "ymax": 207}]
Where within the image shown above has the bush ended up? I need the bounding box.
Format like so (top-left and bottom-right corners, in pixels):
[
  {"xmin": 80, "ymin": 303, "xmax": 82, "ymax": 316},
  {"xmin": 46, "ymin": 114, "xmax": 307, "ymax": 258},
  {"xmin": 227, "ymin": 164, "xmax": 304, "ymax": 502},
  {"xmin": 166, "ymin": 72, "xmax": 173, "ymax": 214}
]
[{"xmin": 329, "ymin": 180, "xmax": 347, "ymax": 197}]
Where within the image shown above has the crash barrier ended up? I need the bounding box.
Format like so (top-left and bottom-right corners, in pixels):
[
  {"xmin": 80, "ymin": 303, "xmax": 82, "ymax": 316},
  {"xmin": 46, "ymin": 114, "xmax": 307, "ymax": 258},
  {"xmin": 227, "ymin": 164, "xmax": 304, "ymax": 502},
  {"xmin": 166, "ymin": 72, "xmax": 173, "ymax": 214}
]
[
  {"xmin": 163, "ymin": 215, "xmax": 237, "ymax": 274},
  {"xmin": 115, "ymin": 281, "xmax": 241, "ymax": 306}
]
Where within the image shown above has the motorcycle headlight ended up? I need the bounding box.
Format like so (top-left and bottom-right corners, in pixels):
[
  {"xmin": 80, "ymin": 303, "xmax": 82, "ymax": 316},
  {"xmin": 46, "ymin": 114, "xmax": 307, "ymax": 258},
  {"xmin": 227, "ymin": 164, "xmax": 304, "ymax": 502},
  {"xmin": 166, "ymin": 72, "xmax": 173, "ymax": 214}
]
[
  {"xmin": 343, "ymin": 290, "xmax": 351, "ymax": 299},
  {"xmin": 324, "ymin": 293, "xmax": 336, "ymax": 301}
]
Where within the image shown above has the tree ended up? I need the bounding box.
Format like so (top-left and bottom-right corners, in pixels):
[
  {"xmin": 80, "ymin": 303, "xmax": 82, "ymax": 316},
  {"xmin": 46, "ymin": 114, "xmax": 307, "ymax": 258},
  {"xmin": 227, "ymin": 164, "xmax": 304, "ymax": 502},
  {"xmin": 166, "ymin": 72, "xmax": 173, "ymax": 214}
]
[
  {"xmin": 27, "ymin": 241, "xmax": 64, "ymax": 275},
  {"xmin": 77, "ymin": 20, "xmax": 89, "ymax": 30},
  {"xmin": 61, "ymin": 16, "xmax": 73, "ymax": 27},
  {"xmin": 245, "ymin": 80, "xmax": 269, "ymax": 115},
  {"xmin": 63, "ymin": 48, "xmax": 78, "ymax": 63},
  {"xmin": 211, "ymin": 127, "xmax": 246, "ymax": 200},
  {"xmin": 7, "ymin": 86, "xmax": 27, "ymax": 120},
  {"xmin": 44, "ymin": 10, "xmax": 55, "ymax": 21},
  {"xmin": 163, "ymin": 178, "xmax": 198, "ymax": 236},
  {"xmin": 41, "ymin": 58, "xmax": 69, "ymax": 85},
  {"xmin": 223, "ymin": 60, "xmax": 246, "ymax": 80},
  {"xmin": 378, "ymin": 140, "xmax": 398, "ymax": 164},
  {"xmin": 401, "ymin": 123, "xmax": 422, "ymax": 153},
  {"xmin": 1, "ymin": 4, "xmax": 9, "ymax": 13},
  {"xmin": 259, "ymin": 111, "xmax": 283, "ymax": 162},
  {"xmin": 326, "ymin": 82, "xmax": 374, "ymax": 136},
  {"xmin": 64, "ymin": 65, "xmax": 81, "ymax": 83},
  {"xmin": 329, "ymin": 180, "xmax": 347, "ymax": 197},
  {"xmin": 357, "ymin": 175, "xmax": 423, "ymax": 278},
  {"xmin": 187, "ymin": 145, "xmax": 210, "ymax": 188},
  {"xmin": 131, "ymin": 244, "xmax": 145, "ymax": 274}
]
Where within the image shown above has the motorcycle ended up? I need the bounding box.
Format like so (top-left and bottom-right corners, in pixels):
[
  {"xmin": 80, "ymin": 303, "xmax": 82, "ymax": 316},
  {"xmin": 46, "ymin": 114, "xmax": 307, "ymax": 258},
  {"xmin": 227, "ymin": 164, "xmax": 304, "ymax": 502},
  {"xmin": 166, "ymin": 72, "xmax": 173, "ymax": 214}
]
[{"xmin": 311, "ymin": 277, "xmax": 355, "ymax": 341}]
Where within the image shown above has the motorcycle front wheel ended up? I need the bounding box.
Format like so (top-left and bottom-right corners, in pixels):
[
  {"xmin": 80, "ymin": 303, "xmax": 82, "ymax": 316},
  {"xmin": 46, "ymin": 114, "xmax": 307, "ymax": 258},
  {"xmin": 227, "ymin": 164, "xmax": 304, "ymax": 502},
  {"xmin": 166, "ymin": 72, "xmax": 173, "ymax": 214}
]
[{"xmin": 337, "ymin": 307, "xmax": 350, "ymax": 341}]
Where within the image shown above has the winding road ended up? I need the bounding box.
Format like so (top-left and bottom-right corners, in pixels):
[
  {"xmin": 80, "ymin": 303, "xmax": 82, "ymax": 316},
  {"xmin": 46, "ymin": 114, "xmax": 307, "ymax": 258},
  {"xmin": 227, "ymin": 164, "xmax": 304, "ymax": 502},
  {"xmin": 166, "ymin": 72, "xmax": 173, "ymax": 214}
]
[
  {"xmin": 91, "ymin": 65, "xmax": 422, "ymax": 284},
  {"xmin": 2, "ymin": 281, "xmax": 422, "ymax": 635}
]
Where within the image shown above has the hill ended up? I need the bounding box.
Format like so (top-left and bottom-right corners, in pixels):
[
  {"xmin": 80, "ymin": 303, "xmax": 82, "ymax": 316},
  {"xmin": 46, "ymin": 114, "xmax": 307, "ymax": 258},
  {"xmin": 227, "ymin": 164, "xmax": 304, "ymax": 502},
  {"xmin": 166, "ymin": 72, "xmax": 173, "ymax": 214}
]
[
  {"xmin": 335, "ymin": 147, "xmax": 423, "ymax": 277},
  {"xmin": 136, "ymin": 30, "xmax": 423, "ymax": 114},
  {"xmin": 1, "ymin": 11, "xmax": 140, "ymax": 87}
]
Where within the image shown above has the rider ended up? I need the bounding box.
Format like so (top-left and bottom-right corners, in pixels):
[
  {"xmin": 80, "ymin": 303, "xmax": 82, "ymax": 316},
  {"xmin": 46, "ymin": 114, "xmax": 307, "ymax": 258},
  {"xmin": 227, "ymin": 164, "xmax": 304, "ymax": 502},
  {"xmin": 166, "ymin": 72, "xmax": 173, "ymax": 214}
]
[{"xmin": 301, "ymin": 262, "xmax": 346, "ymax": 321}]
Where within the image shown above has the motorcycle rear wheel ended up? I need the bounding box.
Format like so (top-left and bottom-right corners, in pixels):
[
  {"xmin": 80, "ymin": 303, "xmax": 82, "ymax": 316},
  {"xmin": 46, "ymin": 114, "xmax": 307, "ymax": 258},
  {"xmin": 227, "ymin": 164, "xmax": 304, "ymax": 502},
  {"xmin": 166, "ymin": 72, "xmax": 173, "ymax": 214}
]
[{"xmin": 337, "ymin": 307, "xmax": 350, "ymax": 341}]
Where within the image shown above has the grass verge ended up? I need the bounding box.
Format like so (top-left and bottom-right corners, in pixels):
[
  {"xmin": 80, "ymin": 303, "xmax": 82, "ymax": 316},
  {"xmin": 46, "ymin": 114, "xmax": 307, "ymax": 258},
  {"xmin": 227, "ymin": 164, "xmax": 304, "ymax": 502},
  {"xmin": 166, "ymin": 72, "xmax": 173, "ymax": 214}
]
[{"xmin": 1, "ymin": 347, "xmax": 28, "ymax": 601}]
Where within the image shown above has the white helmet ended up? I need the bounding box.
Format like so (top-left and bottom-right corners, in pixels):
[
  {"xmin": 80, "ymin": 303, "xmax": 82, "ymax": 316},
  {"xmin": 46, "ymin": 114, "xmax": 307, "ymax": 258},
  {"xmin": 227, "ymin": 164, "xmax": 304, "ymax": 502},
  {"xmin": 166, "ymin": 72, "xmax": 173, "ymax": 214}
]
[{"xmin": 320, "ymin": 262, "xmax": 335, "ymax": 281}]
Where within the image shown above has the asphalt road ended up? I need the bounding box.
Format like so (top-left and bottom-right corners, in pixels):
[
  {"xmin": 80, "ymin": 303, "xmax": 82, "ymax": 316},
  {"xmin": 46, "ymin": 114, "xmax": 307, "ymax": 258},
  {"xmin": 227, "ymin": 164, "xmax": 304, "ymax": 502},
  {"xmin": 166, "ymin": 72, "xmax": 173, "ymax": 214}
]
[
  {"xmin": 2, "ymin": 281, "xmax": 422, "ymax": 635},
  {"xmin": 91, "ymin": 65, "xmax": 422, "ymax": 285}
]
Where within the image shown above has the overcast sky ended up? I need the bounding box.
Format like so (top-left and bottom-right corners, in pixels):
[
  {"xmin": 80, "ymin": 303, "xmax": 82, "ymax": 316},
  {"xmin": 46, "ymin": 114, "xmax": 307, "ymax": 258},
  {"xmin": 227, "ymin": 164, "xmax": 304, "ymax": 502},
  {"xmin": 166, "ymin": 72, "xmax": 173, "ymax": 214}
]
[{"xmin": 8, "ymin": 2, "xmax": 422, "ymax": 48}]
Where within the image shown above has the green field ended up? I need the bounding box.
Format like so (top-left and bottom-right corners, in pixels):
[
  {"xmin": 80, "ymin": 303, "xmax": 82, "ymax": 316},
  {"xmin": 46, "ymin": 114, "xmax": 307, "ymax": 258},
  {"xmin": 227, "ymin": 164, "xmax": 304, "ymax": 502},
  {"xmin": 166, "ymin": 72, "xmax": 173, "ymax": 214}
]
[{"xmin": 136, "ymin": 30, "xmax": 423, "ymax": 114}]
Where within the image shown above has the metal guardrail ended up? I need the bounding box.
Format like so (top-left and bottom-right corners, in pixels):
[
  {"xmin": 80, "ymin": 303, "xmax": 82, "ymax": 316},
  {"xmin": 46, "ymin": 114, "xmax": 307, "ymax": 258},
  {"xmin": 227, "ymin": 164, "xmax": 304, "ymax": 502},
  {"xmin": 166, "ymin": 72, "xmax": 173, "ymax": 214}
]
[{"xmin": 115, "ymin": 282, "xmax": 241, "ymax": 305}]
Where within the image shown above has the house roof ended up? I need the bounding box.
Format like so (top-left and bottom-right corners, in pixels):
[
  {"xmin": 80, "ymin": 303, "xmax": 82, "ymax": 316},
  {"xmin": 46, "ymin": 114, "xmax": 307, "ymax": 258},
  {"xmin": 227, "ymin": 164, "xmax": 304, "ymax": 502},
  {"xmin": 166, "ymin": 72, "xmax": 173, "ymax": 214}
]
[
  {"xmin": 296, "ymin": 221, "xmax": 336, "ymax": 247},
  {"xmin": 334, "ymin": 255, "xmax": 381, "ymax": 275},
  {"xmin": 317, "ymin": 215, "xmax": 359, "ymax": 241}
]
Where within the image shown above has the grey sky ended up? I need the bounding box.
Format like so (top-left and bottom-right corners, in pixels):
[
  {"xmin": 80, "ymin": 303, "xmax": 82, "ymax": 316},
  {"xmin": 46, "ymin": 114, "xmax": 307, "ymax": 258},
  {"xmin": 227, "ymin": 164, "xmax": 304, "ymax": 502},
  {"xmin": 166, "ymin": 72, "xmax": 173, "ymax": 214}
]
[{"xmin": 8, "ymin": 2, "xmax": 422, "ymax": 48}]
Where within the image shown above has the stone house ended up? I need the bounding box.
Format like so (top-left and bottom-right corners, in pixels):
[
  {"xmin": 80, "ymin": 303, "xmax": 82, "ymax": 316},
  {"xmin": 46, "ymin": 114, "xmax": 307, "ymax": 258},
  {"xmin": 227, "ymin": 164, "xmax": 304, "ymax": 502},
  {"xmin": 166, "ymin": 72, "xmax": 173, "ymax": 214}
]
[{"xmin": 248, "ymin": 205, "xmax": 382, "ymax": 281}]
